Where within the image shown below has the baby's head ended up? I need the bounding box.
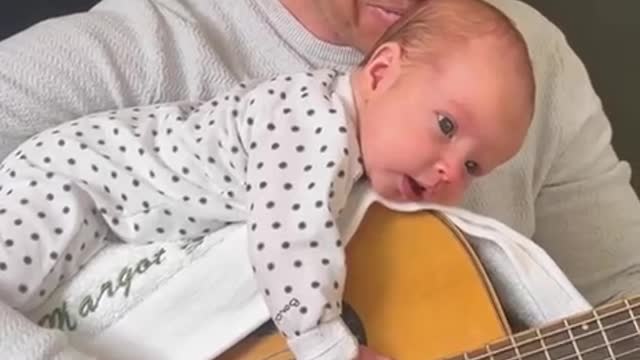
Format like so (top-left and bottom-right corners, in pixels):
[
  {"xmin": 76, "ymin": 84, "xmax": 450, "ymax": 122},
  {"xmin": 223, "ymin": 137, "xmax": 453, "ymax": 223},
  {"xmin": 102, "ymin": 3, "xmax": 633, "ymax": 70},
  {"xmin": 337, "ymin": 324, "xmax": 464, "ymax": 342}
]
[{"xmin": 351, "ymin": 0, "xmax": 535, "ymax": 205}]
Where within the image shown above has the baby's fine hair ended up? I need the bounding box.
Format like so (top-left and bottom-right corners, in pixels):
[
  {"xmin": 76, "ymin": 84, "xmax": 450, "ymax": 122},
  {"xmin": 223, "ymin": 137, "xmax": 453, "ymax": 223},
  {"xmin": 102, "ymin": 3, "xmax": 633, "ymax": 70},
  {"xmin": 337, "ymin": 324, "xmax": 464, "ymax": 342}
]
[{"xmin": 363, "ymin": 0, "xmax": 535, "ymax": 108}]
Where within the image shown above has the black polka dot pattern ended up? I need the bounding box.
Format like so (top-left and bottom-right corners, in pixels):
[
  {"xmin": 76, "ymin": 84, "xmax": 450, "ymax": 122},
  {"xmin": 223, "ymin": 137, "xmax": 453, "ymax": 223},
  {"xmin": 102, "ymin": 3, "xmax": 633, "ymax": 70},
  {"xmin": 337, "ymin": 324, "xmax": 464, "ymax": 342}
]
[
  {"xmin": 0, "ymin": 69, "xmax": 362, "ymax": 348},
  {"xmin": 0, "ymin": 99, "xmax": 242, "ymax": 309},
  {"xmin": 243, "ymin": 70, "xmax": 363, "ymax": 340},
  {"xmin": 0, "ymin": 170, "xmax": 107, "ymax": 309}
]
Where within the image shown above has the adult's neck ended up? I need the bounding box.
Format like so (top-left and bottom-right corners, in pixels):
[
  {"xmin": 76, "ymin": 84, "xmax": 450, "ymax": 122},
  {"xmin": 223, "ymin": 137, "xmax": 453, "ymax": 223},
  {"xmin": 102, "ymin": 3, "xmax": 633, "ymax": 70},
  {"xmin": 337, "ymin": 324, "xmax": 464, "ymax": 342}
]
[{"xmin": 279, "ymin": 0, "xmax": 346, "ymax": 45}]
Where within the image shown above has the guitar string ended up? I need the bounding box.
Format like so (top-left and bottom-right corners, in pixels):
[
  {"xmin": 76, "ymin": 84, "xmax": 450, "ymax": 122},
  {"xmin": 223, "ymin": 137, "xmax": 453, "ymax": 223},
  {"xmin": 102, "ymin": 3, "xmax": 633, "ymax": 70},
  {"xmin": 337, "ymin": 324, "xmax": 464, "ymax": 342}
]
[
  {"xmin": 464, "ymin": 304, "xmax": 640, "ymax": 360},
  {"xmin": 471, "ymin": 313, "xmax": 639, "ymax": 360},
  {"xmin": 563, "ymin": 318, "xmax": 583, "ymax": 360},
  {"xmin": 476, "ymin": 303, "xmax": 640, "ymax": 359},
  {"xmin": 465, "ymin": 301, "xmax": 640, "ymax": 359},
  {"xmin": 595, "ymin": 301, "xmax": 617, "ymax": 359},
  {"xmin": 603, "ymin": 347, "xmax": 640, "ymax": 360},
  {"xmin": 554, "ymin": 331, "xmax": 640, "ymax": 360},
  {"xmin": 516, "ymin": 299, "xmax": 640, "ymax": 353},
  {"xmin": 469, "ymin": 324, "xmax": 640, "ymax": 360},
  {"xmin": 628, "ymin": 299, "xmax": 640, "ymax": 335}
]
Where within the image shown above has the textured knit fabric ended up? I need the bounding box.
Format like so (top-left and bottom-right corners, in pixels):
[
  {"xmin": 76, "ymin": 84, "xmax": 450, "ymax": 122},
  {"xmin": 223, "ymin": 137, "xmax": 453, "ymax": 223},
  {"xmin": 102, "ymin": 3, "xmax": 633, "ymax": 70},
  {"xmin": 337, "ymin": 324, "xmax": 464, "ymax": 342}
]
[{"xmin": 1, "ymin": 0, "xmax": 639, "ymax": 358}]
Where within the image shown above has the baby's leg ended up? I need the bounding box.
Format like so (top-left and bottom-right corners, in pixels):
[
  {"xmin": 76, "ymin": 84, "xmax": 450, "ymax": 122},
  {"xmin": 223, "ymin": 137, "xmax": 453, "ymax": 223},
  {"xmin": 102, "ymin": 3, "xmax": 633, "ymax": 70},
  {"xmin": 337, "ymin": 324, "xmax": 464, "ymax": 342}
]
[{"xmin": 0, "ymin": 159, "xmax": 108, "ymax": 312}]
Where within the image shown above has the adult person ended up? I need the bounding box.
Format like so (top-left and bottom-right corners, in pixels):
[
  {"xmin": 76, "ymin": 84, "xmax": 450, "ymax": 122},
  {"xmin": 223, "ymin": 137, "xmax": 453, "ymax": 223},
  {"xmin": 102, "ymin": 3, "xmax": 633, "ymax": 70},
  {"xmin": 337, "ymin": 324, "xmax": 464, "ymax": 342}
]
[{"xmin": 0, "ymin": 0, "xmax": 639, "ymax": 358}]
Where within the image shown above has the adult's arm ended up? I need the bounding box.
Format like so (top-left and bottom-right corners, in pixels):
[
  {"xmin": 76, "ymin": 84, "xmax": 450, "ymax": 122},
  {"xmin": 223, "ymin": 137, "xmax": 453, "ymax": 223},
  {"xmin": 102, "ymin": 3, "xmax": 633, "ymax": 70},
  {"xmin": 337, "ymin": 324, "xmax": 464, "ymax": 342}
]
[
  {"xmin": 0, "ymin": 0, "xmax": 217, "ymax": 159},
  {"xmin": 523, "ymin": 8, "xmax": 640, "ymax": 306}
]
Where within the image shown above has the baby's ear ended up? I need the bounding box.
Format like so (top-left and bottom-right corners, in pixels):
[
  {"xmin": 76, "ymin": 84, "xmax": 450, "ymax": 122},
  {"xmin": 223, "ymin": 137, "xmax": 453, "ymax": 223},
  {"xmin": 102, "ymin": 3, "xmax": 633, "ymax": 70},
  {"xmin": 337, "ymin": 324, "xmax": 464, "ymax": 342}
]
[{"xmin": 362, "ymin": 42, "xmax": 403, "ymax": 92}]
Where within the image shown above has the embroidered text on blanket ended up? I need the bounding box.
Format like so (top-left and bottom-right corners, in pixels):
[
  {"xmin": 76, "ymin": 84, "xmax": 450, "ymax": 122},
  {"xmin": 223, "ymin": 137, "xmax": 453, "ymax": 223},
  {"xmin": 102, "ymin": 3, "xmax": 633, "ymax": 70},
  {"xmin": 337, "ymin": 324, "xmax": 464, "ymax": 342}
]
[{"xmin": 37, "ymin": 247, "xmax": 167, "ymax": 331}]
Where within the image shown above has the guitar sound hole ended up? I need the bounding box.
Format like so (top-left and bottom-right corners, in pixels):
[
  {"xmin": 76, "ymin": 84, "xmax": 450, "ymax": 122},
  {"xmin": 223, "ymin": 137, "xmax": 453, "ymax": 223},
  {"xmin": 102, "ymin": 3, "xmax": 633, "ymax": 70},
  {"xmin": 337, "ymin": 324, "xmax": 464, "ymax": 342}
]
[{"xmin": 341, "ymin": 302, "xmax": 368, "ymax": 346}]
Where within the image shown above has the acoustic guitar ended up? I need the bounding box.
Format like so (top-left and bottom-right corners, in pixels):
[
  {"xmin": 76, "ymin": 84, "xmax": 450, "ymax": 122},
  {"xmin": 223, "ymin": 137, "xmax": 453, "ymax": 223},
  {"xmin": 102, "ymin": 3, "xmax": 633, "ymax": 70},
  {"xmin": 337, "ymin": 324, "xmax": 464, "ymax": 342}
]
[{"xmin": 218, "ymin": 202, "xmax": 640, "ymax": 359}]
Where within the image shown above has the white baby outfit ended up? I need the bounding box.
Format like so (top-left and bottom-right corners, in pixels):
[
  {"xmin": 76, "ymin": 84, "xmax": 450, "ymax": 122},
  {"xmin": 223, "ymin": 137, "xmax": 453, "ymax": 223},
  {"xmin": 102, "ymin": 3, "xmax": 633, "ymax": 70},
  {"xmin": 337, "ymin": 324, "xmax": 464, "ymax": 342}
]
[{"xmin": 0, "ymin": 69, "xmax": 364, "ymax": 359}]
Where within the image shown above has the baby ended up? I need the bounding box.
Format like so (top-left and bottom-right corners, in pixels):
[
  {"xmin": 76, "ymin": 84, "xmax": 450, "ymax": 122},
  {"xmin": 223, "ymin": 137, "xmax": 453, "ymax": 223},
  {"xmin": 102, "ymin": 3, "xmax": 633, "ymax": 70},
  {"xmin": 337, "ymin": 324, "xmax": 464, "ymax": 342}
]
[{"xmin": 0, "ymin": 0, "xmax": 534, "ymax": 359}]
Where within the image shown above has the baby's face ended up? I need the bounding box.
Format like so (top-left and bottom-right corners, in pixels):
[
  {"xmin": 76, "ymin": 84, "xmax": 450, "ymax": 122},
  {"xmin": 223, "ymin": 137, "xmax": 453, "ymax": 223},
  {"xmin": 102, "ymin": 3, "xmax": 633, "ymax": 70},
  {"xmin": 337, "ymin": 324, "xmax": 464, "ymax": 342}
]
[{"xmin": 355, "ymin": 38, "xmax": 533, "ymax": 205}]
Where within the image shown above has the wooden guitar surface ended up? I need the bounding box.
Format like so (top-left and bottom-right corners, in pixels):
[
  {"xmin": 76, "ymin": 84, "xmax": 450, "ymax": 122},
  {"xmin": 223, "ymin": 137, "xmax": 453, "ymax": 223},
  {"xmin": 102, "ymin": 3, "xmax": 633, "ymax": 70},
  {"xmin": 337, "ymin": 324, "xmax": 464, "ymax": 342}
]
[{"xmin": 218, "ymin": 202, "xmax": 509, "ymax": 359}]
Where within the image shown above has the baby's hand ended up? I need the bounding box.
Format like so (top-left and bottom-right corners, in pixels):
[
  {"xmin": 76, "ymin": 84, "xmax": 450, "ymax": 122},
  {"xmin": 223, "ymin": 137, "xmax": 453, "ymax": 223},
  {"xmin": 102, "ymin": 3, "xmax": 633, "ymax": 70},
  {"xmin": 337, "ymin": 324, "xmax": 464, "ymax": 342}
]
[{"xmin": 357, "ymin": 345, "xmax": 393, "ymax": 360}]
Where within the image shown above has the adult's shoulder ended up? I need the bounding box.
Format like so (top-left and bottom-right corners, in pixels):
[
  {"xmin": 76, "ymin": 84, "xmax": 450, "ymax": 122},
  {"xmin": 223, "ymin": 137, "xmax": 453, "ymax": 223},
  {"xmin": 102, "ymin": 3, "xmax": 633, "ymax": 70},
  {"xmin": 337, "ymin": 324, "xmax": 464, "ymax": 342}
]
[
  {"xmin": 487, "ymin": 0, "xmax": 606, "ymax": 148},
  {"xmin": 485, "ymin": 0, "xmax": 572, "ymax": 84},
  {"xmin": 485, "ymin": 0, "xmax": 566, "ymax": 45}
]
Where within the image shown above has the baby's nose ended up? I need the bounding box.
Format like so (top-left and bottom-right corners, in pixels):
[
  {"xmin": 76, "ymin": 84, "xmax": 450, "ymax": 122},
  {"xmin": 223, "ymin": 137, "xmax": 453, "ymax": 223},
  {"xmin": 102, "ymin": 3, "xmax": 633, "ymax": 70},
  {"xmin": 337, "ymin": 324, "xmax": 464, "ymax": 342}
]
[
  {"xmin": 430, "ymin": 164, "xmax": 467, "ymax": 205},
  {"xmin": 435, "ymin": 161, "xmax": 464, "ymax": 185}
]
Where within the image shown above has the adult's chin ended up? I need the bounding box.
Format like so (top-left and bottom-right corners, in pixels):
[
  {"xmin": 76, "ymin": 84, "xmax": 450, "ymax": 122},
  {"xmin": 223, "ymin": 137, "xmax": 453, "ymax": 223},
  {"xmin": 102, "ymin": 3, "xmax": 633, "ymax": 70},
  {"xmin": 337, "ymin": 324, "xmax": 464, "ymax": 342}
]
[{"xmin": 354, "ymin": 5, "xmax": 402, "ymax": 51}]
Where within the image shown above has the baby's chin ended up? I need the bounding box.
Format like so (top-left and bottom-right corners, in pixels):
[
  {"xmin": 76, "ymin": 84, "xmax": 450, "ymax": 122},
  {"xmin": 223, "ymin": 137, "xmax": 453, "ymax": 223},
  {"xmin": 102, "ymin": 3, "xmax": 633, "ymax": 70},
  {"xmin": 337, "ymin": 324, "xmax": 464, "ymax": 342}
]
[{"xmin": 367, "ymin": 176, "xmax": 403, "ymax": 203}]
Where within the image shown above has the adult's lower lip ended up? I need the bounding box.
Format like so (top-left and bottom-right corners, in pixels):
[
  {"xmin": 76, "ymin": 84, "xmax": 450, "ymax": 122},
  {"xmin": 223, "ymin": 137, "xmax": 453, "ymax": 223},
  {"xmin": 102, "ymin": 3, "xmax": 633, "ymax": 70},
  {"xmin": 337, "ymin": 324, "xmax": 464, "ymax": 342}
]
[{"xmin": 365, "ymin": 4, "xmax": 403, "ymax": 24}]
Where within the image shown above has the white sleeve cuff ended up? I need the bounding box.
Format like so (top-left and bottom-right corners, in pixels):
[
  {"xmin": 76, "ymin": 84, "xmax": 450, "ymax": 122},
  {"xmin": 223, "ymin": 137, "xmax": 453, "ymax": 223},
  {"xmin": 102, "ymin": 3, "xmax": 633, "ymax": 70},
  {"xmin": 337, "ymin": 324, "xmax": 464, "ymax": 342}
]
[{"xmin": 287, "ymin": 318, "xmax": 359, "ymax": 360}]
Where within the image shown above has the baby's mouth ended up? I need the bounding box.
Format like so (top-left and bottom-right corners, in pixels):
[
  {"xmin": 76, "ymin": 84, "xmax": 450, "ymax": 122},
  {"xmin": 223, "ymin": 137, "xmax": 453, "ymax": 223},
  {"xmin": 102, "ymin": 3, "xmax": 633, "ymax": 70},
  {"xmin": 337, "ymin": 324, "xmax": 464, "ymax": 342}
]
[
  {"xmin": 400, "ymin": 175, "xmax": 426, "ymax": 200},
  {"xmin": 408, "ymin": 176, "xmax": 425, "ymax": 197}
]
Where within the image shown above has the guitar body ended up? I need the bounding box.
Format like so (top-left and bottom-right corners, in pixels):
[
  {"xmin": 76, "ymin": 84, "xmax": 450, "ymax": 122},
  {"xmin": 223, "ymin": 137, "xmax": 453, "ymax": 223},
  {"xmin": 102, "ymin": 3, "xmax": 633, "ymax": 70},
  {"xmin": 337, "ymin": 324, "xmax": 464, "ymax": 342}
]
[{"xmin": 218, "ymin": 202, "xmax": 511, "ymax": 359}]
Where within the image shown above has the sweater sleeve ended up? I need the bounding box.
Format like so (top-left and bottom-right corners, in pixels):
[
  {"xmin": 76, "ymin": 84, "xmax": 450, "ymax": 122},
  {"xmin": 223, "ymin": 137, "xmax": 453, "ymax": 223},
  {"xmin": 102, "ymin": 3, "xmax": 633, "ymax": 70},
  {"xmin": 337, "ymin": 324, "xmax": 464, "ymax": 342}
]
[
  {"xmin": 530, "ymin": 24, "xmax": 640, "ymax": 306},
  {"xmin": 0, "ymin": 7, "xmax": 140, "ymax": 158},
  {"xmin": 243, "ymin": 77, "xmax": 361, "ymax": 359},
  {"xmin": 0, "ymin": 0, "xmax": 227, "ymax": 161}
]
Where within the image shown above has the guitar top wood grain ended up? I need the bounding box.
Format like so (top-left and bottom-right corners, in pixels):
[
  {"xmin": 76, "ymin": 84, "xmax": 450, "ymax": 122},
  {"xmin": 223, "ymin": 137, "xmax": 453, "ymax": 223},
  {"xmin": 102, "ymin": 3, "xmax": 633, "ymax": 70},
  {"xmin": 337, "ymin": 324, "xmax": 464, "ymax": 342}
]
[{"xmin": 218, "ymin": 202, "xmax": 509, "ymax": 359}]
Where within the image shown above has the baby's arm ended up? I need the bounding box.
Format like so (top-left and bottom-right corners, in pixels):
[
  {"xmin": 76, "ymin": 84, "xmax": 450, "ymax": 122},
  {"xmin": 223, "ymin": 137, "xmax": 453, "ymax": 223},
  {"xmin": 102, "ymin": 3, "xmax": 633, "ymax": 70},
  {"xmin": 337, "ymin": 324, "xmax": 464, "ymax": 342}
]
[{"xmin": 244, "ymin": 91, "xmax": 362, "ymax": 359}]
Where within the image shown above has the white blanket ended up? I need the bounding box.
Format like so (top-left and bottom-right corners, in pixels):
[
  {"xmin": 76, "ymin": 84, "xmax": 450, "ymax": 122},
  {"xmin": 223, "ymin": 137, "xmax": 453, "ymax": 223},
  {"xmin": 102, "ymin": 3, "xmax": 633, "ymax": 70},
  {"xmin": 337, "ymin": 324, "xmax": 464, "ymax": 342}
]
[{"xmin": 10, "ymin": 182, "xmax": 591, "ymax": 359}]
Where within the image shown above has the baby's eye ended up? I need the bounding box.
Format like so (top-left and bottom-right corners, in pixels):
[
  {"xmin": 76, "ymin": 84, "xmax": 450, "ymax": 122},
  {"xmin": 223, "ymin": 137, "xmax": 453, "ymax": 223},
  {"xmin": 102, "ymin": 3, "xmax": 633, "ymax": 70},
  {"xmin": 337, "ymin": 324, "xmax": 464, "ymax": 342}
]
[
  {"xmin": 437, "ymin": 114, "xmax": 456, "ymax": 137},
  {"xmin": 465, "ymin": 160, "xmax": 479, "ymax": 176}
]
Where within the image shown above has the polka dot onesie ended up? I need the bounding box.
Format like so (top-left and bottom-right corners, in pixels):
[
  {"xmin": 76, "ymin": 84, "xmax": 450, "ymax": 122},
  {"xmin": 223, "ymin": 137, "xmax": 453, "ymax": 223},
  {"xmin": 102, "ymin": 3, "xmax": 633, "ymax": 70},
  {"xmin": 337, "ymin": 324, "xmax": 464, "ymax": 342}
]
[{"xmin": 0, "ymin": 69, "xmax": 364, "ymax": 358}]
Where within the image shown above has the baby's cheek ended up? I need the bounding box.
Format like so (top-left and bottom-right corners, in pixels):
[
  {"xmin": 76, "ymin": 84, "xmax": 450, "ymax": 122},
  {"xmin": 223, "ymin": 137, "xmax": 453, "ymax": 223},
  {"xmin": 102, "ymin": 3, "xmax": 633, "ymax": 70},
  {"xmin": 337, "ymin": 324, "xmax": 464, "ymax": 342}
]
[
  {"xmin": 368, "ymin": 172, "xmax": 399, "ymax": 201},
  {"xmin": 440, "ymin": 182, "xmax": 468, "ymax": 206}
]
